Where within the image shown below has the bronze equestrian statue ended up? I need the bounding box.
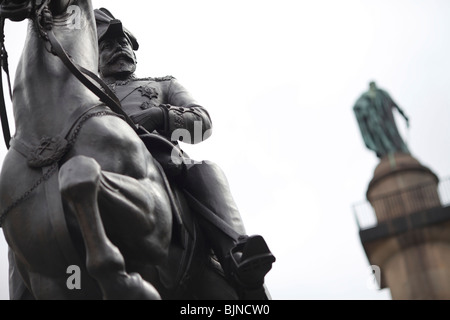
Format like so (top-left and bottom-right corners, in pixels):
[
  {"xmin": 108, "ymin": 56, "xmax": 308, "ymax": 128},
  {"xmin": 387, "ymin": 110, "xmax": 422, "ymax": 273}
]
[{"xmin": 0, "ymin": 0, "xmax": 274, "ymax": 300}]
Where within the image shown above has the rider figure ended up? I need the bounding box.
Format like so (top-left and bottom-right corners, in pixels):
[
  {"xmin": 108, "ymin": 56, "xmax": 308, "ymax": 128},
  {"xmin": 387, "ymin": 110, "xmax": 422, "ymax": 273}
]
[{"xmin": 94, "ymin": 8, "xmax": 275, "ymax": 299}]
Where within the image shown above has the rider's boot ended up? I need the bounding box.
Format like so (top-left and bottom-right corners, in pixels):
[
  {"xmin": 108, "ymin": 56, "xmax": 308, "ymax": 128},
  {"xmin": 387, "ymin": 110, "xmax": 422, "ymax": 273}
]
[
  {"xmin": 181, "ymin": 161, "xmax": 276, "ymax": 299},
  {"xmin": 225, "ymin": 235, "xmax": 276, "ymax": 299}
]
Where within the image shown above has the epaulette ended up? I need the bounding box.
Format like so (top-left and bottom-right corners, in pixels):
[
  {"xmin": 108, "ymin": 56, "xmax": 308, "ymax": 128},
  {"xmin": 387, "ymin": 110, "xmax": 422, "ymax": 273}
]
[
  {"xmin": 154, "ymin": 75, "xmax": 176, "ymax": 82},
  {"xmin": 131, "ymin": 77, "xmax": 155, "ymax": 82}
]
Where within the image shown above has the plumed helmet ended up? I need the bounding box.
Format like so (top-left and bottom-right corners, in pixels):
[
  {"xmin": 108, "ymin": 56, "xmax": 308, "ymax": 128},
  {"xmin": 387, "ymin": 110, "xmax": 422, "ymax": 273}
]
[{"xmin": 94, "ymin": 7, "xmax": 139, "ymax": 51}]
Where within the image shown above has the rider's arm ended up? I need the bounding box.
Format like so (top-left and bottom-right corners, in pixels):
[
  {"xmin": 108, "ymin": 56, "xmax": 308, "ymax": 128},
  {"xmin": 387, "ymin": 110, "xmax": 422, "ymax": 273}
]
[
  {"xmin": 159, "ymin": 77, "xmax": 213, "ymax": 144},
  {"xmin": 393, "ymin": 104, "xmax": 409, "ymax": 128},
  {"xmin": 381, "ymin": 89, "xmax": 409, "ymax": 128}
]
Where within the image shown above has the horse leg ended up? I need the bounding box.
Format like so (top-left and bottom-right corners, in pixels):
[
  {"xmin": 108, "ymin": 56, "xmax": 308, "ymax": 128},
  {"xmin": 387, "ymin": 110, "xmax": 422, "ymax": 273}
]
[{"xmin": 59, "ymin": 155, "xmax": 160, "ymax": 300}]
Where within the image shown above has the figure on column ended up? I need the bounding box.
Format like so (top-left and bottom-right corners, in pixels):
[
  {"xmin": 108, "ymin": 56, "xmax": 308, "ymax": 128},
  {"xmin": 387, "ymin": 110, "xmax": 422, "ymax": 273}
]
[{"xmin": 353, "ymin": 81, "xmax": 410, "ymax": 158}]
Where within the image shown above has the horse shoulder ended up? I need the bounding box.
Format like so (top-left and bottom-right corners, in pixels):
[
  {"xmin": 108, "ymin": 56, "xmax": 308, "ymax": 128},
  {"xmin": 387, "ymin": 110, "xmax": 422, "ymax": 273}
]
[
  {"xmin": 68, "ymin": 115, "xmax": 156, "ymax": 179},
  {"xmin": 0, "ymin": 150, "xmax": 39, "ymax": 206}
]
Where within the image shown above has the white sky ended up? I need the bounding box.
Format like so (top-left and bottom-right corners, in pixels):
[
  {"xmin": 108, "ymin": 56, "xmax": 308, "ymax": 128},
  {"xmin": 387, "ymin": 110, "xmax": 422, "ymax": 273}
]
[{"xmin": 1, "ymin": 0, "xmax": 450, "ymax": 300}]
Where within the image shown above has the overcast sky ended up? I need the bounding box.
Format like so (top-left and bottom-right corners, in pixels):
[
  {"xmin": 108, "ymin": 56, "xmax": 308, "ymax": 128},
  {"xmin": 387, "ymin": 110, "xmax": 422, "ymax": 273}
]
[{"xmin": 0, "ymin": 0, "xmax": 449, "ymax": 300}]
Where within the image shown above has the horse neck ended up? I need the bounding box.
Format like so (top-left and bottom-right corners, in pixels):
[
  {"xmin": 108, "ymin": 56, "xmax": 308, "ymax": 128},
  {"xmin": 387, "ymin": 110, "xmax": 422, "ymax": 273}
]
[{"xmin": 12, "ymin": 0, "xmax": 99, "ymax": 143}]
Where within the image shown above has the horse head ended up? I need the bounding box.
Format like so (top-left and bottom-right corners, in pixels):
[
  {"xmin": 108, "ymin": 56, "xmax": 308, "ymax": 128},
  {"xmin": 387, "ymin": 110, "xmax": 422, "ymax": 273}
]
[
  {"xmin": 0, "ymin": 0, "xmax": 73, "ymax": 21},
  {"xmin": 0, "ymin": 0, "xmax": 35, "ymax": 21}
]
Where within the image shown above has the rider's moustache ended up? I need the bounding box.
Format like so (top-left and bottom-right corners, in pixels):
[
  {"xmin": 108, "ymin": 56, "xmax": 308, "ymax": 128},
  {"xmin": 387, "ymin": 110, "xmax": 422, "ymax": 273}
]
[{"xmin": 108, "ymin": 51, "xmax": 135, "ymax": 65}]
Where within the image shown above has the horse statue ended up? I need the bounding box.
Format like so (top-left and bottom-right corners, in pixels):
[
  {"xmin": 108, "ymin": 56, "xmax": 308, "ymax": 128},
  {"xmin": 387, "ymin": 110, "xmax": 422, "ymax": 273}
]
[{"xmin": 0, "ymin": 0, "xmax": 261, "ymax": 300}]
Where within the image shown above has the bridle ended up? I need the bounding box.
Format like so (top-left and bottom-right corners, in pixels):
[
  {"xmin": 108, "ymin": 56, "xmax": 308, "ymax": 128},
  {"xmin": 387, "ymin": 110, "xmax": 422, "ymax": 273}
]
[
  {"xmin": 0, "ymin": 0, "xmax": 169, "ymax": 228},
  {"xmin": 0, "ymin": 0, "xmax": 142, "ymax": 149}
]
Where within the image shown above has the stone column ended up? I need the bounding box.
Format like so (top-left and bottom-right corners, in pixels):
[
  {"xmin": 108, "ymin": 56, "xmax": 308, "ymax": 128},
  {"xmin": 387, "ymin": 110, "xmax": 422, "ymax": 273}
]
[
  {"xmin": 362, "ymin": 152, "xmax": 450, "ymax": 299},
  {"xmin": 367, "ymin": 152, "xmax": 440, "ymax": 223}
]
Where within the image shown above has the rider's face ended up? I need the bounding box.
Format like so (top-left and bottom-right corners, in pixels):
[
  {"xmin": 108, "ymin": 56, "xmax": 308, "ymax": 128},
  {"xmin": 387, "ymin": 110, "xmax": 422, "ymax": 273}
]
[{"xmin": 99, "ymin": 36, "xmax": 136, "ymax": 79}]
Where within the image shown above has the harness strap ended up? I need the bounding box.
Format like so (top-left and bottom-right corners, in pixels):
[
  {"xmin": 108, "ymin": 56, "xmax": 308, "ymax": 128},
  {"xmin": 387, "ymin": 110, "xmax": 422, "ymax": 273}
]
[
  {"xmin": 9, "ymin": 103, "xmax": 107, "ymax": 162},
  {"xmin": 9, "ymin": 138, "xmax": 29, "ymax": 158},
  {"xmin": 45, "ymin": 29, "xmax": 138, "ymax": 131},
  {"xmin": 1, "ymin": 109, "xmax": 123, "ymax": 227},
  {"xmin": 182, "ymin": 189, "xmax": 241, "ymax": 241},
  {"xmin": 43, "ymin": 162, "xmax": 83, "ymax": 269},
  {"xmin": 0, "ymin": 17, "xmax": 11, "ymax": 149},
  {"xmin": 0, "ymin": 17, "xmax": 134, "ymax": 149},
  {"xmin": 153, "ymin": 158, "xmax": 184, "ymax": 245},
  {"xmin": 62, "ymin": 103, "xmax": 108, "ymax": 139}
]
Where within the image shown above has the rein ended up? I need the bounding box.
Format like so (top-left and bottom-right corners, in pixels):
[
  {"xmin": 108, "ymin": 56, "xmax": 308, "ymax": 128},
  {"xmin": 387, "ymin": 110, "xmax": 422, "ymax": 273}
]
[
  {"xmin": 0, "ymin": 0, "xmax": 152, "ymax": 226},
  {"xmin": 0, "ymin": 16, "xmax": 12, "ymax": 149},
  {"xmin": 0, "ymin": 0, "xmax": 144, "ymax": 150},
  {"xmin": 35, "ymin": 1, "xmax": 139, "ymax": 130}
]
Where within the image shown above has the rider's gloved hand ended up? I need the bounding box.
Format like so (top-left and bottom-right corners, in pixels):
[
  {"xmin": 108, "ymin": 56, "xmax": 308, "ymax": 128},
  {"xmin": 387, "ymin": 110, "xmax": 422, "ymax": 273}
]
[{"xmin": 130, "ymin": 105, "xmax": 167, "ymax": 133}]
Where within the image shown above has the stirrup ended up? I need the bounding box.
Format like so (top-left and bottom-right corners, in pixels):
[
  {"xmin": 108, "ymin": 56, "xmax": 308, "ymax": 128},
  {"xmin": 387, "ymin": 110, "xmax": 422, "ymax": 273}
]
[{"xmin": 229, "ymin": 235, "xmax": 276, "ymax": 289}]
